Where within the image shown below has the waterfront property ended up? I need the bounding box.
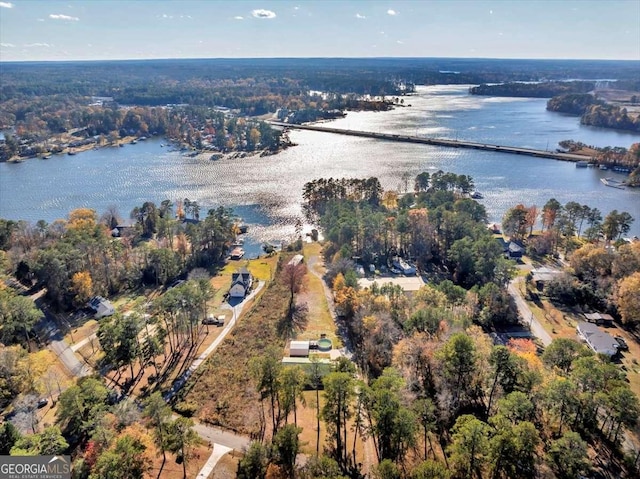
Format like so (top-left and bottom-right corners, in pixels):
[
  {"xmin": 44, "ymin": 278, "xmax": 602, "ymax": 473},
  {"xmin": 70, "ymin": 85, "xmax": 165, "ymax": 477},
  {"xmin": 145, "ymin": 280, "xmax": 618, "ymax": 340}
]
[{"xmin": 229, "ymin": 267, "xmax": 252, "ymax": 298}]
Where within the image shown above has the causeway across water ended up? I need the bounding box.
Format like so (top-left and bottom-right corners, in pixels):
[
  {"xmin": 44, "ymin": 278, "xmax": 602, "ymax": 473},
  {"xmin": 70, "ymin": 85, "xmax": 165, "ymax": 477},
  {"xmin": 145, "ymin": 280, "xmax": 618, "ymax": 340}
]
[{"xmin": 269, "ymin": 121, "xmax": 593, "ymax": 163}]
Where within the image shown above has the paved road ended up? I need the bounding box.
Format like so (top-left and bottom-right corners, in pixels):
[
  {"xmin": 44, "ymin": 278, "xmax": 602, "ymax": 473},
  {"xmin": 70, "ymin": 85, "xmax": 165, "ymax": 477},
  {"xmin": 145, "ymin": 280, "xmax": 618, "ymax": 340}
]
[
  {"xmin": 508, "ymin": 278, "xmax": 552, "ymax": 346},
  {"xmin": 193, "ymin": 422, "xmax": 251, "ymax": 451},
  {"xmin": 164, "ymin": 281, "xmax": 265, "ymax": 402},
  {"xmin": 196, "ymin": 443, "xmax": 233, "ymax": 479}
]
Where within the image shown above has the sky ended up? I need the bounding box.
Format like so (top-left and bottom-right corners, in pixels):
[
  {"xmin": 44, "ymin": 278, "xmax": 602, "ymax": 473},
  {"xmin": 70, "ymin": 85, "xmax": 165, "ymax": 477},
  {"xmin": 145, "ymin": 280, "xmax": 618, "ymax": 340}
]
[{"xmin": 0, "ymin": 0, "xmax": 639, "ymax": 62}]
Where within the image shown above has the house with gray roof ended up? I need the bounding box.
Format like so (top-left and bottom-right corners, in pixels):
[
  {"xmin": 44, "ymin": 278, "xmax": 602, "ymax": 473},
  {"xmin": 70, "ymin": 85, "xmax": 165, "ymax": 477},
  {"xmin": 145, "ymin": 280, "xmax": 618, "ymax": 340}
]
[{"xmin": 576, "ymin": 321, "xmax": 619, "ymax": 357}]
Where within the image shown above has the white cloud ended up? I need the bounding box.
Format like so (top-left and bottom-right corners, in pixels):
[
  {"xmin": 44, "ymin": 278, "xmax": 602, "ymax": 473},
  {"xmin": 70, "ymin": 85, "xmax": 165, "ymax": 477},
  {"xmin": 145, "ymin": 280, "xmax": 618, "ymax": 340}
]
[
  {"xmin": 37, "ymin": 18, "xmax": 45, "ymax": 22},
  {"xmin": 489, "ymin": 9, "xmax": 493, "ymax": 14},
  {"xmin": 356, "ymin": 13, "xmax": 366, "ymax": 19},
  {"xmin": 0, "ymin": 42, "xmax": 16, "ymax": 47},
  {"xmin": 294, "ymin": 6, "xmax": 299, "ymax": 10},
  {"xmin": 49, "ymin": 14, "xmax": 79, "ymax": 21},
  {"xmin": 234, "ymin": 15, "xmax": 244, "ymax": 20},
  {"xmin": 397, "ymin": 40, "xmax": 404, "ymax": 44},
  {"xmin": 252, "ymin": 9, "xmax": 276, "ymax": 19},
  {"xmin": 387, "ymin": 9, "xmax": 397, "ymax": 16},
  {"xmin": 0, "ymin": 2, "xmax": 14, "ymax": 9},
  {"xmin": 24, "ymin": 43, "xmax": 51, "ymax": 48}
]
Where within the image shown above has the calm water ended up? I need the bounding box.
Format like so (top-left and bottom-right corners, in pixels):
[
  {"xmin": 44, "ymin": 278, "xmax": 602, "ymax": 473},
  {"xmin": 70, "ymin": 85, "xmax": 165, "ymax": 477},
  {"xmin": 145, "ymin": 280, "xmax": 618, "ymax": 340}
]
[{"xmin": 1, "ymin": 85, "xmax": 639, "ymax": 254}]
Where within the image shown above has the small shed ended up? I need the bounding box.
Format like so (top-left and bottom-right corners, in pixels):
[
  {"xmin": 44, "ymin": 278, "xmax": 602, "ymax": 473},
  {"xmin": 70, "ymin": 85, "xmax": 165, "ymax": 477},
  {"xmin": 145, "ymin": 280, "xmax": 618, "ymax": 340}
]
[
  {"xmin": 584, "ymin": 312, "xmax": 614, "ymax": 326},
  {"xmin": 289, "ymin": 340, "xmax": 310, "ymax": 357}
]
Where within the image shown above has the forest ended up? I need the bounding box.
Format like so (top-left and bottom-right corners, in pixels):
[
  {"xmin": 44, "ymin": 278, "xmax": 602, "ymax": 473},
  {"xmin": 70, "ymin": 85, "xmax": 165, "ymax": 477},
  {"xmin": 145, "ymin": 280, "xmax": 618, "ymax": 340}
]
[{"xmin": 1, "ymin": 169, "xmax": 639, "ymax": 477}]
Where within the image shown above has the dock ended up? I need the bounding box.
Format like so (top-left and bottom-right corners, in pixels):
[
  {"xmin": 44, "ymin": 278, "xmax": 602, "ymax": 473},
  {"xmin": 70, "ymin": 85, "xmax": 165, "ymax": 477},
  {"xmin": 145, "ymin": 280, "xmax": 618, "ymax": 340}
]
[{"xmin": 269, "ymin": 121, "xmax": 594, "ymax": 163}]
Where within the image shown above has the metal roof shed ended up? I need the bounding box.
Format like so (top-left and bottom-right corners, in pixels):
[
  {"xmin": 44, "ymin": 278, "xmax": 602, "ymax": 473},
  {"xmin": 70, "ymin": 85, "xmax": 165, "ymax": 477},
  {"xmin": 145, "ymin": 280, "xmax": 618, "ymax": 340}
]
[{"xmin": 289, "ymin": 340, "xmax": 310, "ymax": 357}]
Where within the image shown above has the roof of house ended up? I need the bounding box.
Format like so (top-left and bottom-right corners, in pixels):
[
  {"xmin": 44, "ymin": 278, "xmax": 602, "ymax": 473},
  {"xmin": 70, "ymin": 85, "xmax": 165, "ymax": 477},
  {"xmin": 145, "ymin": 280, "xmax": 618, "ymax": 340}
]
[
  {"xmin": 584, "ymin": 312, "xmax": 614, "ymax": 322},
  {"xmin": 288, "ymin": 254, "xmax": 304, "ymax": 267},
  {"xmin": 508, "ymin": 242, "xmax": 524, "ymax": 253},
  {"xmin": 577, "ymin": 321, "xmax": 618, "ymax": 356}
]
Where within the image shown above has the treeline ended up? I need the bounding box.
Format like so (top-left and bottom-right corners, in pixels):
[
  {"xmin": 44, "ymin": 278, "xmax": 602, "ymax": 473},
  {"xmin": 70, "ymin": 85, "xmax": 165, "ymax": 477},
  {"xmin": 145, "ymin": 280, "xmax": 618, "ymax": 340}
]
[
  {"xmin": 0, "ymin": 378, "xmax": 201, "ymax": 479},
  {"xmin": 469, "ymin": 81, "xmax": 595, "ymax": 98},
  {"xmin": 546, "ymin": 95, "xmax": 640, "ymax": 133},
  {"xmin": 0, "ymin": 201, "xmax": 236, "ymax": 311}
]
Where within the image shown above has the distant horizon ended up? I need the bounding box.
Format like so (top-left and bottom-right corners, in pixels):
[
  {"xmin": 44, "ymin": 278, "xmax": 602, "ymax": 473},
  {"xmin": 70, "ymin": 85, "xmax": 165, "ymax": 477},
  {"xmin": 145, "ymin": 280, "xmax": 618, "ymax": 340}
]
[
  {"xmin": 2, "ymin": 55, "xmax": 639, "ymax": 64},
  {"xmin": 1, "ymin": 1, "xmax": 638, "ymax": 62}
]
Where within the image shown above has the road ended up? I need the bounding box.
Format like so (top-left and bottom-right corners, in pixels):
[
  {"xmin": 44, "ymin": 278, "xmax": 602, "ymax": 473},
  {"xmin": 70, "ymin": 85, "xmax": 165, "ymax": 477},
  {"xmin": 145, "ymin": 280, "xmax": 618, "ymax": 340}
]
[
  {"xmin": 508, "ymin": 278, "xmax": 552, "ymax": 347},
  {"xmin": 270, "ymin": 121, "xmax": 594, "ymax": 163}
]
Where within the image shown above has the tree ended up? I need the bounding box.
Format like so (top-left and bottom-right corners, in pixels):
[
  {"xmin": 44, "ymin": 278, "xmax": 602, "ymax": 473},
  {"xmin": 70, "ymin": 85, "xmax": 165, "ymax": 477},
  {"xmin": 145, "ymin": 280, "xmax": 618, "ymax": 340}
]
[
  {"xmin": 143, "ymin": 392, "xmax": 172, "ymax": 472},
  {"xmin": 546, "ymin": 431, "xmax": 589, "ymax": 479},
  {"xmin": 410, "ymin": 460, "xmax": 451, "ymax": 479},
  {"xmin": 10, "ymin": 425, "xmax": 68, "ymax": 456},
  {"xmin": 0, "ymin": 422, "xmax": 21, "ymax": 454},
  {"xmin": 322, "ymin": 371, "xmax": 354, "ymax": 468},
  {"xmin": 272, "ymin": 424, "xmax": 302, "ymax": 478},
  {"xmin": 251, "ymin": 348, "xmax": 283, "ymax": 436},
  {"xmin": 279, "ymin": 366, "xmax": 306, "ymax": 426},
  {"xmin": 502, "ymin": 205, "xmax": 529, "ymax": 240},
  {"xmin": 166, "ymin": 417, "xmax": 199, "ymax": 479},
  {"xmin": 308, "ymin": 356, "xmax": 323, "ymax": 456},
  {"xmin": 365, "ymin": 368, "xmax": 417, "ymax": 463},
  {"xmin": 237, "ymin": 441, "xmax": 269, "ymax": 479},
  {"xmin": 616, "ymin": 272, "xmax": 640, "ymax": 327},
  {"xmin": 486, "ymin": 346, "xmax": 520, "ymax": 416},
  {"xmin": 412, "ymin": 398, "xmax": 437, "ymax": 460},
  {"xmin": 414, "ymin": 172, "xmax": 431, "ymax": 193},
  {"xmin": 437, "ymin": 333, "xmax": 477, "ymax": 411},
  {"xmin": 0, "ymin": 289, "xmax": 43, "ymax": 348},
  {"xmin": 71, "ymin": 270, "xmax": 93, "ymax": 306},
  {"xmin": 602, "ymin": 209, "xmax": 634, "ymax": 242},
  {"xmin": 541, "ymin": 338, "xmax": 586, "ymax": 374},
  {"xmin": 447, "ymin": 415, "xmax": 490, "ymax": 479},
  {"xmin": 280, "ymin": 262, "xmax": 308, "ymax": 335},
  {"xmin": 56, "ymin": 377, "xmax": 109, "ymax": 440},
  {"xmin": 90, "ymin": 430, "xmax": 153, "ymax": 479}
]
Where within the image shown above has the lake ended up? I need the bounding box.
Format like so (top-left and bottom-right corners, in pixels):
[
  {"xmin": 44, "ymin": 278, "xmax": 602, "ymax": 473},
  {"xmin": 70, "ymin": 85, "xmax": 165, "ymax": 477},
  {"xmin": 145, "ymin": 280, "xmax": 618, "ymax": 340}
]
[{"xmin": 1, "ymin": 85, "xmax": 639, "ymax": 256}]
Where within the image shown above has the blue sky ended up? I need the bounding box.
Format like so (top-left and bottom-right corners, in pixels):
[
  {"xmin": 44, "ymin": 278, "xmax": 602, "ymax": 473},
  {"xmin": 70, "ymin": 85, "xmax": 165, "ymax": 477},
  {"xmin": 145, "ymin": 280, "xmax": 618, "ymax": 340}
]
[{"xmin": 1, "ymin": 0, "xmax": 638, "ymax": 61}]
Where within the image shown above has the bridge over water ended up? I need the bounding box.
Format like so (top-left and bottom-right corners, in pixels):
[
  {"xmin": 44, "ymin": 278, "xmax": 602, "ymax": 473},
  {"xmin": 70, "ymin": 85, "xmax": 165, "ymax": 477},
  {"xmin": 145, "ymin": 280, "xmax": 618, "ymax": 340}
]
[{"xmin": 269, "ymin": 121, "xmax": 592, "ymax": 163}]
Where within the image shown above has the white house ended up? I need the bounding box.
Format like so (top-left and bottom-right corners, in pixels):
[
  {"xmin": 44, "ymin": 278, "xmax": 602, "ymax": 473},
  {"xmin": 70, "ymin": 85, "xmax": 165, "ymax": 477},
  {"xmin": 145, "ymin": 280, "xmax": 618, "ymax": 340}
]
[
  {"xmin": 229, "ymin": 268, "xmax": 252, "ymax": 299},
  {"xmin": 576, "ymin": 321, "xmax": 619, "ymax": 357},
  {"xmin": 392, "ymin": 257, "xmax": 416, "ymax": 275},
  {"xmin": 88, "ymin": 296, "xmax": 115, "ymax": 319}
]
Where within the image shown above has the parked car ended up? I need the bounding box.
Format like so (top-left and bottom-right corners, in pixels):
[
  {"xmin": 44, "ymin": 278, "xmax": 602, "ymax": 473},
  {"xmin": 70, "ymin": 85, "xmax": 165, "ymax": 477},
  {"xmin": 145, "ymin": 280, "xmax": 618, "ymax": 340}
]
[
  {"xmin": 202, "ymin": 315, "xmax": 217, "ymax": 325},
  {"xmin": 37, "ymin": 398, "xmax": 48, "ymax": 408},
  {"xmin": 614, "ymin": 336, "xmax": 629, "ymax": 351}
]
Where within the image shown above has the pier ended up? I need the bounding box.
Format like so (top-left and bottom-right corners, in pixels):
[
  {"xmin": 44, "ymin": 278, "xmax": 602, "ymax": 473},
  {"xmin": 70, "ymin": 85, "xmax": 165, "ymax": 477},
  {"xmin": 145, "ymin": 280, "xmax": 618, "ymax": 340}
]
[{"xmin": 270, "ymin": 122, "xmax": 593, "ymax": 163}]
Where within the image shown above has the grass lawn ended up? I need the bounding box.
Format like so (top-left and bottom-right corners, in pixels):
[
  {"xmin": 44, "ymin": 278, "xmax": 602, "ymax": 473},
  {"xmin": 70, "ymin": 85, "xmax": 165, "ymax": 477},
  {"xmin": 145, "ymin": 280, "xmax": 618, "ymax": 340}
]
[
  {"xmin": 296, "ymin": 243, "xmax": 342, "ymax": 348},
  {"xmin": 212, "ymin": 452, "xmax": 240, "ymax": 478},
  {"xmin": 211, "ymin": 255, "xmax": 278, "ymax": 304}
]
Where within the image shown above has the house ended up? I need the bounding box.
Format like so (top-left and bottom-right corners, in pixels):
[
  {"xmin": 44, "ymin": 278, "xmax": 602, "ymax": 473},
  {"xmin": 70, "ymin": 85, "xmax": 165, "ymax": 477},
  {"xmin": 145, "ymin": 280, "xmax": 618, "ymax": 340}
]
[
  {"xmin": 507, "ymin": 242, "xmax": 524, "ymax": 259},
  {"xmin": 289, "ymin": 340, "xmax": 310, "ymax": 357},
  {"xmin": 229, "ymin": 267, "xmax": 252, "ymax": 299},
  {"xmin": 583, "ymin": 312, "xmax": 615, "ymax": 327},
  {"xmin": 576, "ymin": 321, "xmax": 619, "ymax": 356},
  {"xmin": 531, "ymin": 267, "xmax": 562, "ymax": 290},
  {"xmin": 87, "ymin": 296, "xmax": 115, "ymax": 319},
  {"xmin": 392, "ymin": 257, "xmax": 416, "ymax": 275}
]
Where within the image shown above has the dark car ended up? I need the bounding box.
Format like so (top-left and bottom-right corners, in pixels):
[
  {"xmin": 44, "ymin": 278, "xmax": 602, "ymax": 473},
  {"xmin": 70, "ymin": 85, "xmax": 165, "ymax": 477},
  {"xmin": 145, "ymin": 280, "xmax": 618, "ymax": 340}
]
[
  {"xmin": 202, "ymin": 315, "xmax": 217, "ymax": 325},
  {"xmin": 614, "ymin": 336, "xmax": 629, "ymax": 351},
  {"xmin": 37, "ymin": 398, "xmax": 48, "ymax": 408}
]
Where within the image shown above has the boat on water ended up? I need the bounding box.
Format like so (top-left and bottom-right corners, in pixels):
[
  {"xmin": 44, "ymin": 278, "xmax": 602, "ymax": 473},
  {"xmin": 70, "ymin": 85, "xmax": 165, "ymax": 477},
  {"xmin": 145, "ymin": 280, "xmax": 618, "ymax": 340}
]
[
  {"xmin": 41, "ymin": 155, "xmax": 51, "ymax": 159},
  {"xmin": 67, "ymin": 150, "xmax": 76, "ymax": 155},
  {"xmin": 576, "ymin": 161, "xmax": 588, "ymax": 168},
  {"xmin": 601, "ymin": 177, "xmax": 625, "ymax": 189},
  {"xmin": 471, "ymin": 191, "xmax": 484, "ymax": 199},
  {"xmin": 599, "ymin": 165, "xmax": 608, "ymax": 170}
]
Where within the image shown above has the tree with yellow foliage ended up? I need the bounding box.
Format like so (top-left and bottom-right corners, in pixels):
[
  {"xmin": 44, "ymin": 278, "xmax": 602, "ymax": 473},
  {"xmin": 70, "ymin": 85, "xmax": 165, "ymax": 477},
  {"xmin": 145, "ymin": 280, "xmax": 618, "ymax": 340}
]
[
  {"xmin": 71, "ymin": 271, "xmax": 93, "ymax": 306},
  {"xmin": 616, "ymin": 271, "xmax": 640, "ymax": 327}
]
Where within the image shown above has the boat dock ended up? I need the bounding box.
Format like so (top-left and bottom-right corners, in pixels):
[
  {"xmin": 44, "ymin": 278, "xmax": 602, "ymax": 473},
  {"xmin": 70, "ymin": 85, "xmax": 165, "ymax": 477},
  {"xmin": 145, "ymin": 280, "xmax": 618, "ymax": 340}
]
[{"xmin": 269, "ymin": 121, "xmax": 594, "ymax": 163}]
